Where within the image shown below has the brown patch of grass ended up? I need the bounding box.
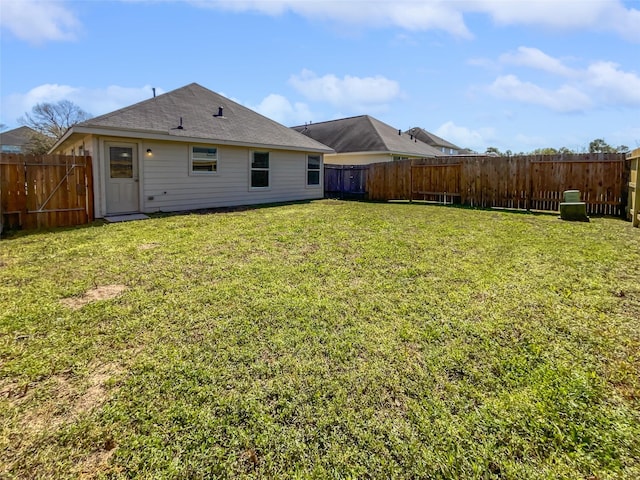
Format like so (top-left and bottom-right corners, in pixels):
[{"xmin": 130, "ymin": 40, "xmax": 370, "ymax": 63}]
[
  {"xmin": 11, "ymin": 362, "xmax": 123, "ymax": 434},
  {"xmin": 60, "ymin": 284, "xmax": 127, "ymax": 310},
  {"xmin": 76, "ymin": 445, "xmax": 117, "ymax": 479},
  {"xmin": 0, "ymin": 382, "xmax": 29, "ymax": 400},
  {"xmin": 73, "ymin": 363, "xmax": 122, "ymax": 416},
  {"xmin": 138, "ymin": 243, "xmax": 160, "ymax": 250}
]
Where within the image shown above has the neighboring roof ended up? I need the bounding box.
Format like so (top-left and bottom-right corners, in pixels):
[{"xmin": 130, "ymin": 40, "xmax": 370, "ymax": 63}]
[
  {"xmin": 291, "ymin": 116, "xmax": 443, "ymax": 157},
  {"xmin": 405, "ymin": 127, "xmax": 461, "ymax": 151},
  {"xmin": 52, "ymin": 83, "xmax": 332, "ymax": 153},
  {"xmin": 0, "ymin": 126, "xmax": 40, "ymax": 147}
]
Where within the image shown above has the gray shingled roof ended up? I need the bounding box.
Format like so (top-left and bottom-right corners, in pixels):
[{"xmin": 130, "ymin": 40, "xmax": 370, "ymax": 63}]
[
  {"xmin": 291, "ymin": 116, "xmax": 443, "ymax": 157},
  {"xmin": 61, "ymin": 83, "xmax": 332, "ymax": 152},
  {"xmin": 405, "ymin": 127, "xmax": 461, "ymax": 151},
  {"xmin": 0, "ymin": 126, "xmax": 40, "ymax": 147}
]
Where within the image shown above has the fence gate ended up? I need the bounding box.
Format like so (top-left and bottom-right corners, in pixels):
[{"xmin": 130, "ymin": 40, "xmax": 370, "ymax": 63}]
[
  {"xmin": 410, "ymin": 163, "xmax": 462, "ymax": 204},
  {"xmin": 1, "ymin": 154, "xmax": 94, "ymax": 232},
  {"xmin": 324, "ymin": 164, "xmax": 368, "ymax": 199}
]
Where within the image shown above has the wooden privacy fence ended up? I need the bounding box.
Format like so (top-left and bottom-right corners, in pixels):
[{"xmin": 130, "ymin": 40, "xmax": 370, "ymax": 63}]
[
  {"xmin": 628, "ymin": 148, "xmax": 640, "ymax": 227},
  {"xmin": 356, "ymin": 153, "xmax": 629, "ymax": 216},
  {"xmin": 1, "ymin": 154, "xmax": 94, "ymax": 232}
]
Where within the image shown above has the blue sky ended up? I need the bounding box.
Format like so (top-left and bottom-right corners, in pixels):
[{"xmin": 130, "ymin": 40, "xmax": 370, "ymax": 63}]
[{"xmin": 1, "ymin": 0, "xmax": 639, "ymax": 152}]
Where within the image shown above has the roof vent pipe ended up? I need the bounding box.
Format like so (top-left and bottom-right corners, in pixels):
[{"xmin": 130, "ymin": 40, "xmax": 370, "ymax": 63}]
[
  {"xmin": 398, "ymin": 129, "xmax": 401, "ymax": 136},
  {"xmin": 217, "ymin": 106, "xmax": 224, "ymax": 117},
  {"xmin": 152, "ymin": 87, "xmax": 156, "ymax": 98}
]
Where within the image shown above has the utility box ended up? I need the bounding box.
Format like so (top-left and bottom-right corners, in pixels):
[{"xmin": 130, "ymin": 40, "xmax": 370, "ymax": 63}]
[
  {"xmin": 628, "ymin": 148, "xmax": 640, "ymax": 227},
  {"xmin": 559, "ymin": 190, "xmax": 589, "ymax": 222}
]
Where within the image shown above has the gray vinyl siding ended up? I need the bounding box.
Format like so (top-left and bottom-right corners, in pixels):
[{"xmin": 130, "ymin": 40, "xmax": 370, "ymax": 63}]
[{"xmin": 140, "ymin": 141, "xmax": 323, "ymax": 213}]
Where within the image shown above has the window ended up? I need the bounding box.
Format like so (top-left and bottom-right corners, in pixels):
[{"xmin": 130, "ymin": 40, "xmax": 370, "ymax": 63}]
[
  {"xmin": 109, "ymin": 146, "xmax": 134, "ymax": 178},
  {"xmin": 307, "ymin": 154, "xmax": 321, "ymax": 186},
  {"xmin": 251, "ymin": 151, "xmax": 270, "ymax": 188},
  {"xmin": 393, "ymin": 156, "xmax": 409, "ymax": 162},
  {"xmin": 191, "ymin": 146, "xmax": 217, "ymax": 174}
]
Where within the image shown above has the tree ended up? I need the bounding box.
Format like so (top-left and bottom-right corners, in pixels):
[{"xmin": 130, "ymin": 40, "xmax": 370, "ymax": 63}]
[
  {"xmin": 587, "ymin": 138, "xmax": 630, "ymax": 154},
  {"xmin": 485, "ymin": 146, "xmax": 503, "ymax": 156},
  {"xmin": 530, "ymin": 147, "xmax": 558, "ymax": 155},
  {"xmin": 588, "ymin": 138, "xmax": 616, "ymax": 154},
  {"xmin": 615, "ymin": 145, "xmax": 630, "ymax": 154},
  {"xmin": 19, "ymin": 100, "xmax": 91, "ymax": 153}
]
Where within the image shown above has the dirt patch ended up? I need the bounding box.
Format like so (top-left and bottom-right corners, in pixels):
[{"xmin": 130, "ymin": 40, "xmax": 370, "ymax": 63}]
[
  {"xmin": 11, "ymin": 362, "xmax": 124, "ymax": 435},
  {"xmin": 0, "ymin": 381, "xmax": 29, "ymax": 400},
  {"xmin": 60, "ymin": 285, "xmax": 127, "ymax": 310},
  {"xmin": 73, "ymin": 364, "xmax": 121, "ymax": 416},
  {"xmin": 138, "ymin": 243, "xmax": 160, "ymax": 250},
  {"xmin": 77, "ymin": 447, "xmax": 116, "ymax": 479}
]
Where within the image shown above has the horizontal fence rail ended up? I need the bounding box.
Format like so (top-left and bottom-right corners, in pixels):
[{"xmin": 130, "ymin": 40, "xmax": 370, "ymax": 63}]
[
  {"xmin": 326, "ymin": 153, "xmax": 630, "ymax": 217},
  {"xmin": 1, "ymin": 154, "xmax": 94, "ymax": 232}
]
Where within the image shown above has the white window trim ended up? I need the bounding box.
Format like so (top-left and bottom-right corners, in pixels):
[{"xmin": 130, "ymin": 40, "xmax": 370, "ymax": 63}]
[
  {"xmin": 249, "ymin": 150, "xmax": 271, "ymax": 190},
  {"xmin": 189, "ymin": 145, "xmax": 219, "ymax": 176},
  {"xmin": 306, "ymin": 154, "xmax": 322, "ymax": 188}
]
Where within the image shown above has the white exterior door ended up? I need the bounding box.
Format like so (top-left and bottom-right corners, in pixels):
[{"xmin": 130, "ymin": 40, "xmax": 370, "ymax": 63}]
[{"xmin": 105, "ymin": 143, "xmax": 139, "ymax": 214}]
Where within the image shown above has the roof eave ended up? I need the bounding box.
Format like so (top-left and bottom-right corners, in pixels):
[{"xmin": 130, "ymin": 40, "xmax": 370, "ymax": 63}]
[
  {"xmin": 52, "ymin": 125, "xmax": 334, "ymax": 154},
  {"xmin": 327, "ymin": 150, "xmax": 440, "ymax": 157}
]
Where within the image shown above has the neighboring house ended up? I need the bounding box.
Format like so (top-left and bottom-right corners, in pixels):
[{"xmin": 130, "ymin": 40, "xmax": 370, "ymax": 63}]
[
  {"xmin": 405, "ymin": 127, "xmax": 463, "ymax": 155},
  {"xmin": 50, "ymin": 83, "xmax": 333, "ymax": 218},
  {"xmin": 291, "ymin": 115, "xmax": 443, "ymax": 165},
  {"xmin": 0, "ymin": 126, "xmax": 41, "ymax": 153}
]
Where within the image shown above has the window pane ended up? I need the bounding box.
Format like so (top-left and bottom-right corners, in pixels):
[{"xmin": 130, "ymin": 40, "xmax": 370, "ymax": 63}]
[
  {"xmin": 110, "ymin": 147, "xmax": 133, "ymax": 178},
  {"xmin": 307, "ymin": 170, "xmax": 320, "ymax": 185},
  {"xmin": 251, "ymin": 170, "xmax": 269, "ymax": 188},
  {"xmin": 252, "ymin": 152, "xmax": 269, "ymax": 169},
  {"xmin": 193, "ymin": 161, "xmax": 217, "ymax": 172},
  {"xmin": 192, "ymin": 147, "xmax": 217, "ymax": 159},
  {"xmin": 308, "ymin": 155, "xmax": 320, "ymax": 169}
]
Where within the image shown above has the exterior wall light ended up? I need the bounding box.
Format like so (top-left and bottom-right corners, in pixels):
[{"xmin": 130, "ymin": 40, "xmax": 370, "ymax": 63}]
[{"xmin": 146, "ymin": 148, "xmax": 153, "ymax": 156}]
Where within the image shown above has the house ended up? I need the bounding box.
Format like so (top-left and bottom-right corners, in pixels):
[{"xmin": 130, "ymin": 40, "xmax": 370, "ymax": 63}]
[
  {"xmin": 50, "ymin": 83, "xmax": 333, "ymax": 218},
  {"xmin": 0, "ymin": 126, "xmax": 41, "ymax": 153},
  {"xmin": 405, "ymin": 127, "xmax": 463, "ymax": 155},
  {"xmin": 291, "ymin": 115, "xmax": 443, "ymax": 165}
]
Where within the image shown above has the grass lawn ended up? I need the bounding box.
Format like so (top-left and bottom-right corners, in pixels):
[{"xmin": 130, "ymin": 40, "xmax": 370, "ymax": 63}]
[{"xmin": 1, "ymin": 200, "xmax": 639, "ymax": 479}]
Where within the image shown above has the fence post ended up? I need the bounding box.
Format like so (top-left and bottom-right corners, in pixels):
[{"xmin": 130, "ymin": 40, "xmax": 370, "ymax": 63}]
[
  {"xmin": 409, "ymin": 159, "xmax": 413, "ymax": 203},
  {"xmin": 527, "ymin": 157, "xmax": 533, "ymax": 212}
]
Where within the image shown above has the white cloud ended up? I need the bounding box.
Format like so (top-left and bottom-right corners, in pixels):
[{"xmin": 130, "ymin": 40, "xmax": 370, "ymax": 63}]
[
  {"xmin": 6, "ymin": 1, "xmax": 638, "ymax": 45},
  {"xmin": 474, "ymin": 0, "xmax": 639, "ymax": 41},
  {"xmin": 483, "ymin": 48, "xmax": 640, "ymax": 112},
  {"xmin": 183, "ymin": 0, "xmax": 639, "ymax": 41},
  {"xmin": 434, "ymin": 121, "xmax": 495, "ymax": 150},
  {"xmin": 605, "ymin": 3, "xmax": 640, "ymax": 42},
  {"xmin": 5, "ymin": 1, "xmax": 638, "ymax": 45},
  {"xmin": 2, "ymin": 84, "xmax": 161, "ymax": 125},
  {"xmin": 475, "ymin": 0, "xmax": 607, "ymax": 28},
  {"xmin": 586, "ymin": 61, "xmax": 640, "ymax": 105},
  {"xmin": 248, "ymin": 94, "xmax": 312, "ymax": 125},
  {"xmin": 488, "ymin": 75, "xmax": 593, "ymax": 113},
  {"xmin": 499, "ymin": 47, "xmax": 577, "ymax": 77},
  {"xmin": 289, "ymin": 69, "xmax": 401, "ymax": 112},
  {"xmin": 189, "ymin": 0, "xmax": 473, "ymax": 37},
  {"xmin": 0, "ymin": 0, "xmax": 80, "ymax": 44}
]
